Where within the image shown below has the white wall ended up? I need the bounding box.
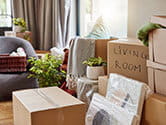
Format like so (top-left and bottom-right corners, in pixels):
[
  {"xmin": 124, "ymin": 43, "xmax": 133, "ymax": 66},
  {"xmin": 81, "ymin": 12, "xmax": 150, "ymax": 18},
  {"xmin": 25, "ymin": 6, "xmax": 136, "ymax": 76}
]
[{"xmin": 128, "ymin": 0, "xmax": 166, "ymax": 37}]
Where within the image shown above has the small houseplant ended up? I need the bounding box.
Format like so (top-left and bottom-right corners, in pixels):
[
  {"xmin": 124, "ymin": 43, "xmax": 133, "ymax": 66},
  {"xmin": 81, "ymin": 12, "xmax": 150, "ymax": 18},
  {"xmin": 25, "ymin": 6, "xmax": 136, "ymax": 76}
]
[
  {"xmin": 12, "ymin": 18, "xmax": 27, "ymax": 32},
  {"xmin": 83, "ymin": 57, "xmax": 106, "ymax": 80},
  {"xmin": 28, "ymin": 54, "xmax": 66, "ymax": 87}
]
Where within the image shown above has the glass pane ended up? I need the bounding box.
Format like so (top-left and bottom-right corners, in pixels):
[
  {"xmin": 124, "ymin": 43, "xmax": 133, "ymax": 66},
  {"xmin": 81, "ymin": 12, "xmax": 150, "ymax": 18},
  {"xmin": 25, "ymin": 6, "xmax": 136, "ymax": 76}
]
[
  {"xmin": 0, "ymin": 15, "xmax": 11, "ymax": 27},
  {"xmin": 0, "ymin": 0, "xmax": 12, "ymax": 27}
]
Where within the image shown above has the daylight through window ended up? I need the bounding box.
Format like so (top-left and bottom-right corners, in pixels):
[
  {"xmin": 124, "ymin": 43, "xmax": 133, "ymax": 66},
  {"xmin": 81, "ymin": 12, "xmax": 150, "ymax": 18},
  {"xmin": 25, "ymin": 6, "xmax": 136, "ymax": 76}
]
[{"xmin": 0, "ymin": 0, "xmax": 12, "ymax": 27}]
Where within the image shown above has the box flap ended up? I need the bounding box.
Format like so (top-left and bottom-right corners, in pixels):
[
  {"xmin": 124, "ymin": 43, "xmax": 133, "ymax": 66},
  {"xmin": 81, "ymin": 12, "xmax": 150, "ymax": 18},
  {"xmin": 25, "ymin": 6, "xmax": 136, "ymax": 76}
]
[
  {"xmin": 109, "ymin": 38, "xmax": 144, "ymax": 46},
  {"xmin": 151, "ymin": 15, "xmax": 166, "ymax": 27},
  {"xmin": 147, "ymin": 60, "xmax": 166, "ymax": 71},
  {"xmin": 13, "ymin": 87, "xmax": 84, "ymax": 112}
]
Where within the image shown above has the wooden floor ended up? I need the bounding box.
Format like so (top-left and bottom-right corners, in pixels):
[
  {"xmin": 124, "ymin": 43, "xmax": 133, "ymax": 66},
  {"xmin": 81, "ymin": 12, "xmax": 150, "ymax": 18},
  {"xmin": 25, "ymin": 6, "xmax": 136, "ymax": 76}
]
[{"xmin": 0, "ymin": 101, "xmax": 13, "ymax": 125}]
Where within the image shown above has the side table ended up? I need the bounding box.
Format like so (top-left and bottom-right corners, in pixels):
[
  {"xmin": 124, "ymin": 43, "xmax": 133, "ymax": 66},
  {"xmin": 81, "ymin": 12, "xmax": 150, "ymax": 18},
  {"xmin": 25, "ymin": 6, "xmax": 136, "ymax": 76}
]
[
  {"xmin": 77, "ymin": 77, "xmax": 98, "ymax": 108},
  {"xmin": 35, "ymin": 50, "xmax": 50, "ymax": 59},
  {"xmin": 4, "ymin": 31, "xmax": 32, "ymax": 43}
]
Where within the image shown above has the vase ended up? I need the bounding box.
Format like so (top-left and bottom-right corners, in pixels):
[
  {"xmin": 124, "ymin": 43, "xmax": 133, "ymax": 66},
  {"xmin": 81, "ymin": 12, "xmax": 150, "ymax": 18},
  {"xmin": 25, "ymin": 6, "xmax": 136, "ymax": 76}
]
[
  {"xmin": 86, "ymin": 66, "xmax": 105, "ymax": 80},
  {"xmin": 13, "ymin": 25, "xmax": 23, "ymax": 33}
]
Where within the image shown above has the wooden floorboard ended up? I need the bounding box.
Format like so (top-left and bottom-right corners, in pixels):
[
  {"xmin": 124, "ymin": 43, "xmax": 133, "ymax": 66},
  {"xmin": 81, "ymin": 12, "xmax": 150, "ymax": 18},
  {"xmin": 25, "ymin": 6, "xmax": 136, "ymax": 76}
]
[{"xmin": 0, "ymin": 101, "xmax": 13, "ymax": 125}]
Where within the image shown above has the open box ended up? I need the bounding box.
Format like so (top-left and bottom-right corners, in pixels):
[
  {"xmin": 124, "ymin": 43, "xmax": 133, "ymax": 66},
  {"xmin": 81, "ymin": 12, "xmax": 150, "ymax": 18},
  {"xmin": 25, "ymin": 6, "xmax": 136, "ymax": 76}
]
[
  {"xmin": 147, "ymin": 60, "xmax": 166, "ymax": 96},
  {"xmin": 149, "ymin": 16, "xmax": 166, "ymax": 65}
]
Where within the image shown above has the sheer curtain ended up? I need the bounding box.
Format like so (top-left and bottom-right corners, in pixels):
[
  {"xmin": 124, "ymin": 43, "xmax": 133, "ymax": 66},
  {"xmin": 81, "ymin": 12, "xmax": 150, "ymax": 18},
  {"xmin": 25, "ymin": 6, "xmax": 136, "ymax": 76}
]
[
  {"xmin": 80, "ymin": 0, "xmax": 128, "ymax": 38},
  {"xmin": 12, "ymin": 0, "xmax": 71, "ymax": 50}
]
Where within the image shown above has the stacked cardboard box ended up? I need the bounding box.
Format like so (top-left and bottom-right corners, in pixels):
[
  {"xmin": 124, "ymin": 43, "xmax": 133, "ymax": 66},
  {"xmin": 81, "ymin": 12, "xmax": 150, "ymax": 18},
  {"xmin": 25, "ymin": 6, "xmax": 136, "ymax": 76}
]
[
  {"xmin": 147, "ymin": 16, "xmax": 166, "ymax": 96},
  {"xmin": 142, "ymin": 16, "xmax": 166, "ymax": 125}
]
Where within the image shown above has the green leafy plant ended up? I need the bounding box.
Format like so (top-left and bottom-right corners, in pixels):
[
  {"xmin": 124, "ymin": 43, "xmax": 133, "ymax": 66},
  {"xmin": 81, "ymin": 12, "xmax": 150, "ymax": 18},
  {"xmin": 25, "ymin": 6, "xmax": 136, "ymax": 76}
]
[
  {"xmin": 28, "ymin": 54, "xmax": 66, "ymax": 87},
  {"xmin": 83, "ymin": 57, "xmax": 107, "ymax": 66},
  {"xmin": 13, "ymin": 18, "xmax": 27, "ymax": 32}
]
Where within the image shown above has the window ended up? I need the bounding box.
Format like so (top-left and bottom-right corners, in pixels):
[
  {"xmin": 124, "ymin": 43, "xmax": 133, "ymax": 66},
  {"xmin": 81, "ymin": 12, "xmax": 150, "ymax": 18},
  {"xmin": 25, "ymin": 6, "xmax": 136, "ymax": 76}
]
[
  {"xmin": 0, "ymin": 0, "xmax": 12, "ymax": 35},
  {"xmin": 79, "ymin": 0, "xmax": 128, "ymax": 38}
]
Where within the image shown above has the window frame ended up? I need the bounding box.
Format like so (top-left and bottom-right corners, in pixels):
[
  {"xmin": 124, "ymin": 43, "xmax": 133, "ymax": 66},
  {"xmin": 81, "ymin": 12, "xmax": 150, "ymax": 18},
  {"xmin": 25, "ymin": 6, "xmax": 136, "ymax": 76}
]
[{"xmin": 0, "ymin": 0, "xmax": 12, "ymax": 36}]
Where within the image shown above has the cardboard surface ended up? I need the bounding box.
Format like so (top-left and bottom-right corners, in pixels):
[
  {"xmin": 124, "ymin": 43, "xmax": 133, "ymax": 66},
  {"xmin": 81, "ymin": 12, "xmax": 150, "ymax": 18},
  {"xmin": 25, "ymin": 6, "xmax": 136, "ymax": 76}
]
[
  {"xmin": 95, "ymin": 39, "xmax": 117, "ymax": 61},
  {"xmin": 142, "ymin": 94, "xmax": 166, "ymax": 125},
  {"xmin": 149, "ymin": 16, "xmax": 166, "ymax": 64},
  {"xmin": 95, "ymin": 39, "xmax": 117, "ymax": 74},
  {"xmin": 107, "ymin": 39, "xmax": 149, "ymax": 83},
  {"xmin": 98, "ymin": 76, "xmax": 108, "ymax": 96},
  {"xmin": 151, "ymin": 15, "xmax": 166, "ymax": 27},
  {"xmin": 13, "ymin": 87, "xmax": 86, "ymax": 125},
  {"xmin": 147, "ymin": 60, "xmax": 166, "ymax": 96},
  {"xmin": 149, "ymin": 29, "xmax": 166, "ymax": 65}
]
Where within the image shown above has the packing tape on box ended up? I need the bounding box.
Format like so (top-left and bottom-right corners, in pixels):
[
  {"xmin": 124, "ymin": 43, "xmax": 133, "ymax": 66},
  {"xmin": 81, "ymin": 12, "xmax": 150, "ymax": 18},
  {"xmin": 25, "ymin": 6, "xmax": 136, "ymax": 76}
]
[
  {"xmin": 34, "ymin": 89, "xmax": 59, "ymax": 106},
  {"xmin": 34, "ymin": 89, "xmax": 65, "ymax": 123}
]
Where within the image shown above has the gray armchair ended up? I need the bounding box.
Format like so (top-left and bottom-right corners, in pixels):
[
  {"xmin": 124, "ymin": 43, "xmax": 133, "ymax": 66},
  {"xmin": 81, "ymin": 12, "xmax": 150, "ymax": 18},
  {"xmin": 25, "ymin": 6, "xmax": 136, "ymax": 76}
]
[{"xmin": 0, "ymin": 36, "xmax": 39, "ymax": 101}]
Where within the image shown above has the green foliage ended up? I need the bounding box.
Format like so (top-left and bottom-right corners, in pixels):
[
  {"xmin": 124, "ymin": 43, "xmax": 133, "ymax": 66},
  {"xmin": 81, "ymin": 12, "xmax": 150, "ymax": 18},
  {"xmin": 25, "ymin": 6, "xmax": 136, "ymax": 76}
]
[
  {"xmin": 83, "ymin": 57, "xmax": 107, "ymax": 67},
  {"xmin": 28, "ymin": 54, "xmax": 66, "ymax": 87},
  {"xmin": 13, "ymin": 18, "xmax": 27, "ymax": 32}
]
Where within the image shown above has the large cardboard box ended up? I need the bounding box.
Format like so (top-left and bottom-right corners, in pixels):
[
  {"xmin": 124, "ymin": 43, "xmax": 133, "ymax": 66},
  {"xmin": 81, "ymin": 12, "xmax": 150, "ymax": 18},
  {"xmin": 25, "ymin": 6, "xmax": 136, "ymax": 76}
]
[
  {"xmin": 95, "ymin": 39, "xmax": 117, "ymax": 61},
  {"xmin": 13, "ymin": 87, "xmax": 86, "ymax": 125},
  {"xmin": 107, "ymin": 38, "xmax": 149, "ymax": 83},
  {"xmin": 142, "ymin": 94, "xmax": 166, "ymax": 125},
  {"xmin": 147, "ymin": 60, "xmax": 166, "ymax": 96},
  {"xmin": 95, "ymin": 39, "xmax": 117, "ymax": 74},
  {"xmin": 149, "ymin": 16, "xmax": 166, "ymax": 65}
]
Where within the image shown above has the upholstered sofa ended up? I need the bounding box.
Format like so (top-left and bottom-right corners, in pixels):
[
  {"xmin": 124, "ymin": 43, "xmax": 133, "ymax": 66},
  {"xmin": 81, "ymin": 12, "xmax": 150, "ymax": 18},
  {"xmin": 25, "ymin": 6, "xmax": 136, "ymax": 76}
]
[{"xmin": 0, "ymin": 37, "xmax": 38, "ymax": 101}]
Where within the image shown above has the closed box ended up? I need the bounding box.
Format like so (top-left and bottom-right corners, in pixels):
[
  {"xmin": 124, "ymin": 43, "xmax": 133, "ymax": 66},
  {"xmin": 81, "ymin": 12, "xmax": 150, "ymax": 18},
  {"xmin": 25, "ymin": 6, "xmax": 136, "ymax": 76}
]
[
  {"xmin": 107, "ymin": 38, "xmax": 149, "ymax": 83},
  {"xmin": 13, "ymin": 87, "xmax": 86, "ymax": 125},
  {"xmin": 149, "ymin": 16, "xmax": 166, "ymax": 65},
  {"xmin": 142, "ymin": 94, "xmax": 166, "ymax": 125},
  {"xmin": 147, "ymin": 60, "xmax": 166, "ymax": 96},
  {"xmin": 95, "ymin": 38, "xmax": 117, "ymax": 74},
  {"xmin": 95, "ymin": 38, "xmax": 117, "ymax": 61}
]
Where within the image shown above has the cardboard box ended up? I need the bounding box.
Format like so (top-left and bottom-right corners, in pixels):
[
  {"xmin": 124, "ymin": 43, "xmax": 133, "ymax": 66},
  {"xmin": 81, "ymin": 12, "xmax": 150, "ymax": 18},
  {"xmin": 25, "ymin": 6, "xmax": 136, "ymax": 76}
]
[
  {"xmin": 95, "ymin": 39, "xmax": 117, "ymax": 74},
  {"xmin": 142, "ymin": 94, "xmax": 166, "ymax": 125},
  {"xmin": 13, "ymin": 87, "xmax": 86, "ymax": 125},
  {"xmin": 151, "ymin": 16, "xmax": 166, "ymax": 27},
  {"xmin": 95, "ymin": 39, "xmax": 117, "ymax": 61},
  {"xmin": 149, "ymin": 29, "xmax": 166, "ymax": 65},
  {"xmin": 149, "ymin": 16, "xmax": 166, "ymax": 65},
  {"xmin": 147, "ymin": 60, "xmax": 166, "ymax": 96},
  {"xmin": 98, "ymin": 76, "xmax": 108, "ymax": 96},
  {"xmin": 107, "ymin": 38, "xmax": 149, "ymax": 83}
]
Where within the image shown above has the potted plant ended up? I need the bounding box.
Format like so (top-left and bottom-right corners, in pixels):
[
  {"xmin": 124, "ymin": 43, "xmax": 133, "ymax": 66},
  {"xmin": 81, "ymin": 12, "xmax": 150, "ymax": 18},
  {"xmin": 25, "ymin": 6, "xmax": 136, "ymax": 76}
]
[
  {"xmin": 12, "ymin": 18, "xmax": 27, "ymax": 32},
  {"xmin": 83, "ymin": 57, "xmax": 106, "ymax": 80},
  {"xmin": 28, "ymin": 54, "xmax": 66, "ymax": 87}
]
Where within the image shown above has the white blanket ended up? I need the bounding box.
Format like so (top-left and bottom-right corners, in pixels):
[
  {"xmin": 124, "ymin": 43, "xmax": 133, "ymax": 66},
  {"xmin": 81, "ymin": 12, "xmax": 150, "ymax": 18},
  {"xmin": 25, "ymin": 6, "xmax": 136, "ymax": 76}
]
[{"xmin": 67, "ymin": 37, "xmax": 95, "ymax": 89}]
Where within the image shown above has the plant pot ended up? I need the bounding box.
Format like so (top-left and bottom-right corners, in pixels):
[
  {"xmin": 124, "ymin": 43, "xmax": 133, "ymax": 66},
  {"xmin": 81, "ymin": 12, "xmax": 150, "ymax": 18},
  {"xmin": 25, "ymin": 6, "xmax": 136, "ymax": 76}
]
[
  {"xmin": 13, "ymin": 25, "xmax": 23, "ymax": 32},
  {"xmin": 86, "ymin": 66, "xmax": 105, "ymax": 80}
]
